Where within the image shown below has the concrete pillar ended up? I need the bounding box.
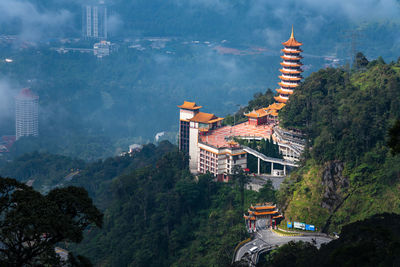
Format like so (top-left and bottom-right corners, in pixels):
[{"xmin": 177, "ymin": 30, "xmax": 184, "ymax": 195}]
[
  {"xmin": 271, "ymin": 162, "xmax": 274, "ymax": 175},
  {"xmin": 257, "ymin": 157, "xmax": 260, "ymax": 175},
  {"xmin": 284, "ymin": 165, "xmax": 287, "ymax": 176}
]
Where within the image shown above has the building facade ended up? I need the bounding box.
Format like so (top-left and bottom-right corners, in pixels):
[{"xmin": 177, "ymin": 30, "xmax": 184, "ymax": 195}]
[
  {"xmin": 82, "ymin": 4, "xmax": 107, "ymax": 39},
  {"xmin": 15, "ymin": 88, "xmax": 39, "ymax": 140},
  {"xmin": 178, "ymin": 101, "xmax": 247, "ymax": 179}
]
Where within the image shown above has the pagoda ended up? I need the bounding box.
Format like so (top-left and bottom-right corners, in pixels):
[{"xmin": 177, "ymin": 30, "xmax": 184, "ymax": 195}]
[{"xmin": 274, "ymin": 26, "xmax": 303, "ymax": 103}]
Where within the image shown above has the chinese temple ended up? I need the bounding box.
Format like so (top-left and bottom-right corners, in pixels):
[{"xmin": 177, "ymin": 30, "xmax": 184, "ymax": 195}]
[
  {"xmin": 275, "ymin": 26, "xmax": 303, "ymax": 104},
  {"xmin": 244, "ymin": 102, "xmax": 286, "ymax": 126},
  {"xmin": 244, "ymin": 203, "xmax": 283, "ymax": 232}
]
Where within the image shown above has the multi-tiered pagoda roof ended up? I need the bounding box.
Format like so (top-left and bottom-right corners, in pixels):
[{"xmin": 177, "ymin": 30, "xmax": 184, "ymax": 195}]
[{"xmin": 274, "ymin": 26, "xmax": 303, "ymax": 104}]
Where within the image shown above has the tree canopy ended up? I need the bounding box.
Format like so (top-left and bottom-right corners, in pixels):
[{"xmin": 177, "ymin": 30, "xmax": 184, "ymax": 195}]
[{"xmin": 0, "ymin": 177, "xmax": 102, "ymax": 266}]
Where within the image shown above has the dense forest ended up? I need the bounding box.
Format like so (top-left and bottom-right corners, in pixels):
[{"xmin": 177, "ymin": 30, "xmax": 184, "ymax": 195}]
[
  {"xmin": 277, "ymin": 56, "xmax": 400, "ymax": 232},
  {"xmin": 0, "ymin": 141, "xmax": 277, "ymax": 266}
]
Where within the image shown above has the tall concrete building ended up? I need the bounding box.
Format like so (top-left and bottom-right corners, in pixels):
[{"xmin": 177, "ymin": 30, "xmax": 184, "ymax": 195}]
[
  {"xmin": 15, "ymin": 88, "xmax": 39, "ymax": 140},
  {"xmin": 82, "ymin": 3, "xmax": 107, "ymax": 39}
]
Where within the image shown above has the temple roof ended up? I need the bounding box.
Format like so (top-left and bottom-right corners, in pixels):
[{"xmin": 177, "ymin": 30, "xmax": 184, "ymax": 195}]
[
  {"xmin": 267, "ymin": 102, "xmax": 286, "ymax": 110},
  {"xmin": 250, "ymin": 205, "xmax": 276, "ymax": 210},
  {"xmin": 178, "ymin": 101, "xmax": 202, "ymax": 110},
  {"xmin": 282, "ymin": 26, "xmax": 303, "ymax": 47},
  {"xmin": 276, "ymin": 88, "xmax": 294, "ymax": 95},
  {"xmin": 281, "ymin": 55, "xmax": 303, "ymax": 61},
  {"xmin": 274, "ymin": 95, "xmax": 288, "ymax": 103},
  {"xmin": 245, "ymin": 108, "xmax": 269, "ymax": 118},
  {"xmin": 278, "ymin": 82, "xmax": 299, "ymax": 88},
  {"xmin": 280, "ymin": 68, "xmax": 303, "ymax": 74},
  {"xmin": 279, "ymin": 75, "xmax": 302, "ymax": 81},
  {"xmin": 280, "ymin": 62, "xmax": 303, "ymax": 68},
  {"xmin": 281, "ymin": 48, "xmax": 303, "ymax": 54},
  {"xmin": 190, "ymin": 112, "xmax": 223, "ymax": 123}
]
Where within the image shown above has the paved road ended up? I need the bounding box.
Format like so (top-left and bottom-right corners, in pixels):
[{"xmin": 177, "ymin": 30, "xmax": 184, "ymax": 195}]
[{"xmin": 235, "ymin": 219, "xmax": 333, "ymax": 264}]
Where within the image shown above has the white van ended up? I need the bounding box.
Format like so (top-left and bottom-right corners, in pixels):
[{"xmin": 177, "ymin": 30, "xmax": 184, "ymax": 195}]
[{"xmin": 249, "ymin": 246, "xmax": 258, "ymax": 254}]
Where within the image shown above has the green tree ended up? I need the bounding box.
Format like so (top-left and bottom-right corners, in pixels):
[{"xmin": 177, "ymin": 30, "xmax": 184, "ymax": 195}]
[
  {"xmin": 0, "ymin": 177, "xmax": 102, "ymax": 267},
  {"xmin": 232, "ymin": 166, "xmax": 250, "ymax": 211},
  {"xmin": 353, "ymin": 52, "xmax": 369, "ymax": 70},
  {"xmin": 388, "ymin": 119, "xmax": 400, "ymax": 155}
]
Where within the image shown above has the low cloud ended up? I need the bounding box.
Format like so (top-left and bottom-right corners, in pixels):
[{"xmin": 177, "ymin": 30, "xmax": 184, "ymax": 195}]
[
  {"xmin": 0, "ymin": 0, "xmax": 73, "ymax": 41},
  {"xmin": 0, "ymin": 79, "xmax": 18, "ymax": 123}
]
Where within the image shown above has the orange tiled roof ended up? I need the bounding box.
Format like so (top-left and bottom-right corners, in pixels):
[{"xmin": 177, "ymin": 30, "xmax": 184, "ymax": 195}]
[
  {"xmin": 280, "ymin": 55, "xmax": 303, "ymax": 61},
  {"xmin": 190, "ymin": 112, "xmax": 221, "ymax": 123},
  {"xmin": 278, "ymin": 82, "xmax": 299, "ymax": 88},
  {"xmin": 267, "ymin": 102, "xmax": 286, "ymax": 110},
  {"xmin": 245, "ymin": 108, "xmax": 269, "ymax": 118},
  {"xmin": 282, "ymin": 26, "xmax": 303, "ymax": 47},
  {"xmin": 279, "ymin": 75, "xmax": 302, "ymax": 81},
  {"xmin": 208, "ymin": 117, "xmax": 224, "ymax": 123},
  {"xmin": 251, "ymin": 205, "xmax": 276, "ymax": 210},
  {"xmin": 274, "ymin": 95, "xmax": 288, "ymax": 103},
  {"xmin": 178, "ymin": 101, "xmax": 202, "ymax": 110},
  {"xmin": 251, "ymin": 210, "xmax": 279, "ymax": 216},
  {"xmin": 280, "ymin": 69, "xmax": 303, "ymax": 74},
  {"xmin": 276, "ymin": 88, "xmax": 294, "ymax": 95},
  {"xmin": 281, "ymin": 48, "xmax": 303, "ymax": 54},
  {"xmin": 280, "ymin": 62, "xmax": 303, "ymax": 68}
]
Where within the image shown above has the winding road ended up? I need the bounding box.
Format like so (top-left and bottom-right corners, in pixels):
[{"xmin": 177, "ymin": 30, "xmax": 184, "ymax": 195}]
[{"xmin": 234, "ymin": 219, "xmax": 333, "ymax": 265}]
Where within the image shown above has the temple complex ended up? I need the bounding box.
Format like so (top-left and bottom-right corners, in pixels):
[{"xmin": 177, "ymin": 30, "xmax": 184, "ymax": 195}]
[
  {"xmin": 177, "ymin": 28, "xmax": 305, "ymax": 181},
  {"xmin": 244, "ymin": 102, "xmax": 286, "ymax": 126},
  {"xmin": 275, "ymin": 26, "xmax": 303, "ymax": 104},
  {"xmin": 244, "ymin": 203, "xmax": 283, "ymax": 232}
]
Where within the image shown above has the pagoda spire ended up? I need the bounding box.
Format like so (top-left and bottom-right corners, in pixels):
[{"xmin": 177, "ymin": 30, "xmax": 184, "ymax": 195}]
[
  {"xmin": 290, "ymin": 24, "xmax": 294, "ymax": 39},
  {"xmin": 275, "ymin": 27, "xmax": 303, "ymax": 104}
]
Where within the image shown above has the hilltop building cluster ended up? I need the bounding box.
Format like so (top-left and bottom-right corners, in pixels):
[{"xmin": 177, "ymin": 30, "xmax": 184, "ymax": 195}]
[{"xmin": 178, "ymin": 28, "xmax": 305, "ymax": 181}]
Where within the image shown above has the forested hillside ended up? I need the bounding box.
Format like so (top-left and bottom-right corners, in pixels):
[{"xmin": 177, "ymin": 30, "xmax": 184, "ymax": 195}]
[
  {"xmin": 277, "ymin": 56, "xmax": 400, "ymax": 232},
  {"xmin": 0, "ymin": 141, "xmax": 276, "ymax": 266}
]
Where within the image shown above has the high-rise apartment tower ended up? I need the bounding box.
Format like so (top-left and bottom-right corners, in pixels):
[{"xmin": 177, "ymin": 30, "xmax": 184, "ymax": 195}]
[
  {"xmin": 15, "ymin": 88, "xmax": 39, "ymax": 140},
  {"xmin": 82, "ymin": 3, "xmax": 107, "ymax": 39}
]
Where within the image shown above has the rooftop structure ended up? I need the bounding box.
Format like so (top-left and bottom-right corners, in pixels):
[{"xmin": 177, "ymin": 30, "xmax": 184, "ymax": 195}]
[
  {"xmin": 15, "ymin": 88, "xmax": 39, "ymax": 140},
  {"xmin": 275, "ymin": 26, "xmax": 303, "ymax": 104},
  {"xmin": 244, "ymin": 102, "xmax": 286, "ymax": 126}
]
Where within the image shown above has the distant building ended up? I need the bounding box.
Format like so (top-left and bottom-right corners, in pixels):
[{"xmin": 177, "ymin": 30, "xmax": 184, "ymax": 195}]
[
  {"xmin": 93, "ymin": 40, "xmax": 116, "ymax": 58},
  {"xmin": 82, "ymin": 3, "xmax": 107, "ymax": 39},
  {"xmin": 15, "ymin": 88, "xmax": 39, "ymax": 140}
]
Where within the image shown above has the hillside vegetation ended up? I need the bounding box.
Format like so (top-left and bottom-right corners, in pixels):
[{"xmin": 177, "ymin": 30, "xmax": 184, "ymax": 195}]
[
  {"xmin": 278, "ymin": 57, "xmax": 400, "ymax": 232},
  {"xmin": 0, "ymin": 141, "xmax": 276, "ymax": 266}
]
